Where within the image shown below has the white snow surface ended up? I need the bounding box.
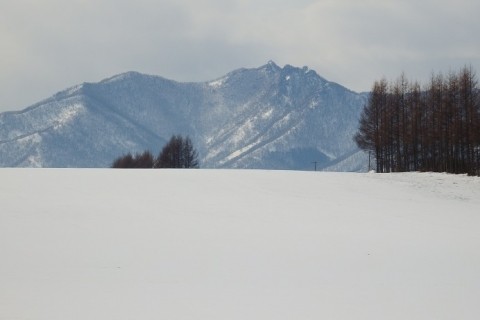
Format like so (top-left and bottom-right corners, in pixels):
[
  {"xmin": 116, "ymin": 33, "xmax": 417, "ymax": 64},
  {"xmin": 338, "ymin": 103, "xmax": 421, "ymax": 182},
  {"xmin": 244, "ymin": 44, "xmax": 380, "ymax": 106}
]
[
  {"xmin": 208, "ymin": 76, "xmax": 228, "ymax": 88},
  {"xmin": 1, "ymin": 169, "xmax": 480, "ymax": 319}
]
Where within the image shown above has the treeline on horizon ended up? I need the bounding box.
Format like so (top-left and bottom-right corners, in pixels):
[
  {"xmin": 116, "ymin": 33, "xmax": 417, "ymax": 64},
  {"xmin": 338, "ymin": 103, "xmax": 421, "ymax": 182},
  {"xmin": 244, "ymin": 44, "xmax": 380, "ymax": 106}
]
[
  {"xmin": 355, "ymin": 66, "xmax": 480, "ymax": 176},
  {"xmin": 112, "ymin": 135, "xmax": 199, "ymax": 169}
]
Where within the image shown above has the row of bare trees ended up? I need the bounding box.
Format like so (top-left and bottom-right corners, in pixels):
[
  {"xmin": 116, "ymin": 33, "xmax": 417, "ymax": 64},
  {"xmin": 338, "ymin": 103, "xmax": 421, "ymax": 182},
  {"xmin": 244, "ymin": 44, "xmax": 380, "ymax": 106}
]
[
  {"xmin": 355, "ymin": 67, "xmax": 480, "ymax": 175},
  {"xmin": 112, "ymin": 135, "xmax": 199, "ymax": 169}
]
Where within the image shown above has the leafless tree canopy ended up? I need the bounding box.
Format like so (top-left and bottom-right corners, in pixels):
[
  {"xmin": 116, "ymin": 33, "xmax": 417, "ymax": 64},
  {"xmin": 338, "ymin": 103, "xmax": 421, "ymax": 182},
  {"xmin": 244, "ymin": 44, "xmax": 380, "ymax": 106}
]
[
  {"xmin": 355, "ymin": 67, "xmax": 480, "ymax": 176},
  {"xmin": 111, "ymin": 135, "xmax": 199, "ymax": 169}
]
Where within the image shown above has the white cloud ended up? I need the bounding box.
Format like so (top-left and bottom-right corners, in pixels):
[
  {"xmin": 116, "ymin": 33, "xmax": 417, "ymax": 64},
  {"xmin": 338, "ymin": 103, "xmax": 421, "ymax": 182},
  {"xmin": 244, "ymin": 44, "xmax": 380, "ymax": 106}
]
[{"xmin": 0, "ymin": 0, "xmax": 479, "ymax": 110}]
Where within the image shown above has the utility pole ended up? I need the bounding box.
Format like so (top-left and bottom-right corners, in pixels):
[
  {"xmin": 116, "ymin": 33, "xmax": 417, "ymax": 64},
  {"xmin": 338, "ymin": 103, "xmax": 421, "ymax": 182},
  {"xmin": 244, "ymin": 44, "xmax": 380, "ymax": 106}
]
[
  {"xmin": 312, "ymin": 161, "xmax": 318, "ymax": 171},
  {"xmin": 368, "ymin": 151, "xmax": 371, "ymax": 172}
]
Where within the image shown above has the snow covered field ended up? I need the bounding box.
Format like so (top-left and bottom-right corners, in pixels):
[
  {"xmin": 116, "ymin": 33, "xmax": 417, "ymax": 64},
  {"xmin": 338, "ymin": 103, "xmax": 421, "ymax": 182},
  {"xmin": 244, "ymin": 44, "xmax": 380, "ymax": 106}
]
[{"xmin": 1, "ymin": 169, "xmax": 480, "ymax": 320}]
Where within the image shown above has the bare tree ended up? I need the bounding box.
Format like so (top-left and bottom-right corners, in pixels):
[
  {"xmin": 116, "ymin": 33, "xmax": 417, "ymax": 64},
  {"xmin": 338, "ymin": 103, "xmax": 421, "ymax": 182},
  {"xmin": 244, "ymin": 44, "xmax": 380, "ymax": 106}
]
[
  {"xmin": 154, "ymin": 135, "xmax": 199, "ymax": 168},
  {"xmin": 111, "ymin": 151, "xmax": 154, "ymax": 168},
  {"xmin": 355, "ymin": 67, "xmax": 480, "ymax": 175}
]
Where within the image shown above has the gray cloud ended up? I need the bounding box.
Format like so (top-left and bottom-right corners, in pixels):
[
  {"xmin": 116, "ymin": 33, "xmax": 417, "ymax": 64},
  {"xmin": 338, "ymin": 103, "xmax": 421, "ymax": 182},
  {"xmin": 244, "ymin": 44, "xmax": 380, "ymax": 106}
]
[{"xmin": 1, "ymin": 0, "xmax": 479, "ymax": 111}]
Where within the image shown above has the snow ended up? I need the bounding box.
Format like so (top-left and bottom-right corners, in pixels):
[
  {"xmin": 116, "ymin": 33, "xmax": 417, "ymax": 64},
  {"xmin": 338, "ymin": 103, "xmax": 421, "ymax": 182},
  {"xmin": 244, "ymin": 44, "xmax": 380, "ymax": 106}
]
[
  {"xmin": 222, "ymin": 142, "xmax": 255, "ymax": 163},
  {"xmin": 308, "ymin": 99, "xmax": 318, "ymax": 109},
  {"xmin": 64, "ymin": 84, "xmax": 83, "ymax": 96},
  {"xmin": 261, "ymin": 108, "xmax": 274, "ymax": 119},
  {"xmin": 0, "ymin": 63, "xmax": 367, "ymax": 170},
  {"xmin": 25, "ymin": 154, "xmax": 42, "ymax": 168},
  {"xmin": 53, "ymin": 103, "xmax": 84, "ymax": 129},
  {"xmin": 18, "ymin": 132, "xmax": 42, "ymax": 145},
  {"xmin": 1, "ymin": 169, "xmax": 480, "ymax": 320},
  {"xmin": 208, "ymin": 76, "xmax": 228, "ymax": 88}
]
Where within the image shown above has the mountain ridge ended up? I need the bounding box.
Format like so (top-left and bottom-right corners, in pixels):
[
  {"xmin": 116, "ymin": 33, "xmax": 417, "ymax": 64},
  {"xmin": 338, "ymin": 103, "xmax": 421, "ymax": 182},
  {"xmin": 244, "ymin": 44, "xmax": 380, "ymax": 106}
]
[{"xmin": 0, "ymin": 62, "xmax": 368, "ymax": 170}]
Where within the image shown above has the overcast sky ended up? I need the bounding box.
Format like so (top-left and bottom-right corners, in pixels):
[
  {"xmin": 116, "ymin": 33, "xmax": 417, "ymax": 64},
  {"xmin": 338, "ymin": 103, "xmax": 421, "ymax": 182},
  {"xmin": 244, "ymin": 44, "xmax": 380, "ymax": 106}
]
[{"xmin": 1, "ymin": 0, "xmax": 479, "ymax": 112}]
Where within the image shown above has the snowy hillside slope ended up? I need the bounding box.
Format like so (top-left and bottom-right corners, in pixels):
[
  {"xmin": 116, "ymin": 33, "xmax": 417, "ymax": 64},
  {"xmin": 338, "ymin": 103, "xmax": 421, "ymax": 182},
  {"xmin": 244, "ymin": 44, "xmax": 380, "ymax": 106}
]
[
  {"xmin": 1, "ymin": 169, "xmax": 480, "ymax": 320},
  {"xmin": 0, "ymin": 62, "xmax": 367, "ymax": 170}
]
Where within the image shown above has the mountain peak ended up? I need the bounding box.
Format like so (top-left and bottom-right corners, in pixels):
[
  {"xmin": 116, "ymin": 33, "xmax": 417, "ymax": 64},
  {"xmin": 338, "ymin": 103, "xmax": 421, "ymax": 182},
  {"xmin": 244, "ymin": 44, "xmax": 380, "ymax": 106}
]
[
  {"xmin": 100, "ymin": 71, "xmax": 145, "ymax": 84},
  {"xmin": 267, "ymin": 60, "xmax": 278, "ymax": 67},
  {"xmin": 0, "ymin": 62, "xmax": 368, "ymax": 170},
  {"xmin": 263, "ymin": 60, "xmax": 281, "ymax": 72}
]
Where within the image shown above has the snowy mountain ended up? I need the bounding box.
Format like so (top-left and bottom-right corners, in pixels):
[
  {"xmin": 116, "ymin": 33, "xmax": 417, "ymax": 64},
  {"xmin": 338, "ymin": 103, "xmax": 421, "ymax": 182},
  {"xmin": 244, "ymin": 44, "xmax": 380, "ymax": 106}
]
[{"xmin": 0, "ymin": 61, "xmax": 368, "ymax": 170}]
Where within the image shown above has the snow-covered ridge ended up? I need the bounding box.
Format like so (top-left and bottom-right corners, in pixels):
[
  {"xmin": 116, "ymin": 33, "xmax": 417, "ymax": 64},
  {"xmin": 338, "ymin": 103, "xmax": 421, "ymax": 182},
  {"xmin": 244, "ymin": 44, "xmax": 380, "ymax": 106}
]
[
  {"xmin": 0, "ymin": 62, "xmax": 368, "ymax": 169},
  {"xmin": 100, "ymin": 71, "xmax": 144, "ymax": 84},
  {"xmin": 208, "ymin": 76, "xmax": 229, "ymax": 88}
]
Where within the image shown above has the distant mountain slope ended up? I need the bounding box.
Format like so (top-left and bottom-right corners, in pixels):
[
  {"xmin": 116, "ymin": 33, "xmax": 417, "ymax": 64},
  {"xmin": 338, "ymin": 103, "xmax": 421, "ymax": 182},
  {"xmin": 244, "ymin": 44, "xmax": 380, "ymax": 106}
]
[{"xmin": 0, "ymin": 61, "xmax": 368, "ymax": 170}]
